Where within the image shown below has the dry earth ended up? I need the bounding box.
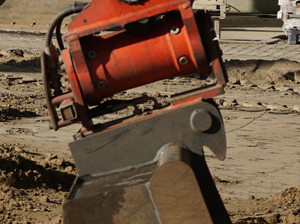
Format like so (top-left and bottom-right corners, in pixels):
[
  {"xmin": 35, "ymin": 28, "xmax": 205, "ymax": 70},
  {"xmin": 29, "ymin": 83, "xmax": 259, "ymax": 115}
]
[{"xmin": 0, "ymin": 42, "xmax": 299, "ymax": 224}]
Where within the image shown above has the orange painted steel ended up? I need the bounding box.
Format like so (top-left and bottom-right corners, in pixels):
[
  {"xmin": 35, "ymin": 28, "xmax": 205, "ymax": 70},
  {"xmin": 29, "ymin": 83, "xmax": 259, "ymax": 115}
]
[
  {"xmin": 43, "ymin": 0, "xmax": 228, "ymax": 130},
  {"xmin": 63, "ymin": 0, "xmax": 210, "ymax": 106}
]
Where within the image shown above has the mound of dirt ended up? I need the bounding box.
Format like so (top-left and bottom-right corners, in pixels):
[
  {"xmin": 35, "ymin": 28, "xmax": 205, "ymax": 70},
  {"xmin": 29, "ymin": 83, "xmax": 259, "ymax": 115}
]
[
  {"xmin": 0, "ymin": 144, "xmax": 75, "ymax": 190},
  {"xmin": 227, "ymin": 186, "xmax": 300, "ymax": 224},
  {"xmin": 271, "ymin": 187, "xmax": 300, "ymax": 205},
  {"xmin": 0, "ymin": 79, "xmax": 47, "ymax": 122},
  {"xmin": 225, "ymin": 59, "xmax": 300, "ymax": 86},
  {"xmin": 0, "ymin": 144, "xmax": 76, "ymax": 223},
  {"xmin": 0, "ymin": 49, "xmax": 40, "ymax": 73}
]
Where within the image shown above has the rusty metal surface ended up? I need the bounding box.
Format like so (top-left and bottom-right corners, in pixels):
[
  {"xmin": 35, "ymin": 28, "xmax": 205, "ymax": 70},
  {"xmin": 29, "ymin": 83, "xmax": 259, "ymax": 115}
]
[
  {"xmin": 69, "ymin": 101, "xmax": 226, "ymax": 176},
  {"xmin": 63, "ymin": 164, "xmax": 159, "ymax": 224},
  {"xmin": 63, "ymin": 145, "xmax": 231, "ymax": 224},
  {"xmin": 150, "ymin": 145, "xmax": 231, "ymax": 224}
]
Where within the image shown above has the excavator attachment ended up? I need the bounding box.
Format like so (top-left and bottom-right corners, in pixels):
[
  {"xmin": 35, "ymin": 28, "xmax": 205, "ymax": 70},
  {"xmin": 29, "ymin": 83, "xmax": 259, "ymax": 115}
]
[
  {"xmin": 41, "ymin": 0, "xmax": 231, "ymax": 223},
  {"xmin": 64, "ymin": 144, "xmax": 230, "ymax": 224},
  {"xmin": 63, "ymin": 100, "xmax": 230, "ymax": 224}
]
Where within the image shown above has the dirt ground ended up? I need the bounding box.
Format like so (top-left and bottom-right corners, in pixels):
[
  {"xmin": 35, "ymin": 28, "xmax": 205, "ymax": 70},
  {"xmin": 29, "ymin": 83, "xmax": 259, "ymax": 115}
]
[{"xmin": 0, "ymin": 31, "xmax": 299, "ymax": 224}]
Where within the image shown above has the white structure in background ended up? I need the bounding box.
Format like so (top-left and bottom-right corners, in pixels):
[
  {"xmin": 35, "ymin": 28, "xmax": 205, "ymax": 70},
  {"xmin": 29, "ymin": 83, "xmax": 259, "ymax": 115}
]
[
  {"xmin": 193, "ymin": 0, "xmax": 227, "ymax": 19},
  {"xmin": 278, "ymin": 0, "xmax": 300, "ymax": 44},
  {"xmin": 193, "ymin": 0, "xmax": 227, "ymax": 39}
]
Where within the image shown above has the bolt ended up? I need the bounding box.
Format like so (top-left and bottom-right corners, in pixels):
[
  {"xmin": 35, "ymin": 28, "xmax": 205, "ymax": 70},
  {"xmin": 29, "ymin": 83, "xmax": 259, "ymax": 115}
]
[
  {"xmin": 178, "ymin": 56, "xmax": 189, "ymax": 65},
  {"xmin": 58, "ymin": 56, "xmax": 64, "ymax": 64},
  {"xmin": 97, "ymin": 80, "xmax": 106, "ymax": 89},
  {"xmin": 170, "ymin": 26, "xmax": 180, "ymax": 34},
  {"xmin": 190, "ymin": 109, "xmax": 212, "ymax": 132},
  {"xmin": 88, "ymin": 51, "xmax": 96, "ymax": 59}
]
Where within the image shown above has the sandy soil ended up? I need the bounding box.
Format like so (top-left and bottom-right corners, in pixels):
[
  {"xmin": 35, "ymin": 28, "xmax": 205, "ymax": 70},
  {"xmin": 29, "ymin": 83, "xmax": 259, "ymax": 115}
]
[{"xmin": 0, "ymin": 45, "xmax": 299, "ymax": 224}]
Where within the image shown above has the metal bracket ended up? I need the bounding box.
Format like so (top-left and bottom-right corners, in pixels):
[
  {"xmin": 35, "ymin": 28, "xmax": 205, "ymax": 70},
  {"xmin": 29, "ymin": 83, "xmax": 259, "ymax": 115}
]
[{"xmin": 69, "ymin": 101, "xmax": 226, "ymax": 176}]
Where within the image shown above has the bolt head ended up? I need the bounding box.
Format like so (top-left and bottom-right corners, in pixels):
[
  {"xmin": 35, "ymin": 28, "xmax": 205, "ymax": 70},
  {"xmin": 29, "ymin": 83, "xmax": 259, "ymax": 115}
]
[
  {"xmin": 88, "ymin": 51, "xmax": 96, "ymax": 59},
  {"xmin": 170, "ymin": 26, "xmax": 180, "ymax": 34},
  {"xmin": 97, "ymin": 80, "xmax": 106, "ymax": 89},
  {"xmin": 190, "ymin": 109, "xmax": 212, "ymax": 132},
  {"xmin": 178, "ymin": 56, "xmax": 189, "ymax": 65}
]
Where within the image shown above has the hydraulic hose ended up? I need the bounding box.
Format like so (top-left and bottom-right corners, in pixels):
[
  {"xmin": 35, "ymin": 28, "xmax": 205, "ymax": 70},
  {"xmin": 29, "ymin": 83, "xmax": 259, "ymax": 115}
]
[
  {"xmin": 55, "ymin": 19, "xmax": 64, "ymax": 50},
  {"xmin": 45, "ymin": 2, "xmax": 89, "ymax": 54}
]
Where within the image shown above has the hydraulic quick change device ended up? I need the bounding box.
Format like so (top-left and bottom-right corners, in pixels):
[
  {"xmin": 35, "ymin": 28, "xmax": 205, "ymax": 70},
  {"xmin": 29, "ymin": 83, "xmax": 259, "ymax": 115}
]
[{"xmin": 42, "ymin": 1, "xmax": 231, "ymax": 223}]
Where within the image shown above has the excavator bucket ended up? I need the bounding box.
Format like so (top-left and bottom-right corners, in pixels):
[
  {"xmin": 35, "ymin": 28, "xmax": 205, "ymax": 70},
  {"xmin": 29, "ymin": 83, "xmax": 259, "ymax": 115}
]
[
  {"xmin": 63, "ymin": 101, "xmax": 230, "ymax": 224},
  {"xmin": 64, "ymin": 144, "xmax": 230, "ymax": 224}
]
